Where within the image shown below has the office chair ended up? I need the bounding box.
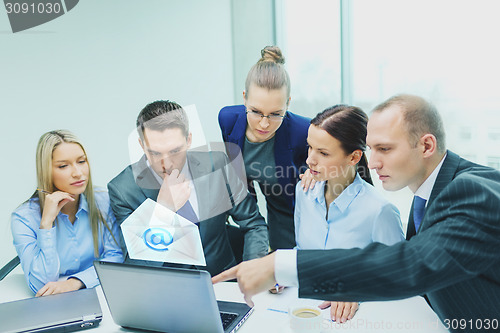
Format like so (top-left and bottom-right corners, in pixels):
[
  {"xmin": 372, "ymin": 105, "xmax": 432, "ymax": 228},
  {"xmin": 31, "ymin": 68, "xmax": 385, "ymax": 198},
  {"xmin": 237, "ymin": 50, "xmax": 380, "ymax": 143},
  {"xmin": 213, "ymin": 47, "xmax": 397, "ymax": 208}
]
[{"xmin": 0, "ymin": 256, "xmax": 20, "ymax": 281}]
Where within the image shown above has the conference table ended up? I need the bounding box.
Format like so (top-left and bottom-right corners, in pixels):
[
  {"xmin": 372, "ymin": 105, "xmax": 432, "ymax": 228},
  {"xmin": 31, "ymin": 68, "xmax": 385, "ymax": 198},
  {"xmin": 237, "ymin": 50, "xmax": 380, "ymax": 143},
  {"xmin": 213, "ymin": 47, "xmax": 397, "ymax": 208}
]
[{"xmin": 0, "ymin": 266, "xmax": 448, "ymax": 332}]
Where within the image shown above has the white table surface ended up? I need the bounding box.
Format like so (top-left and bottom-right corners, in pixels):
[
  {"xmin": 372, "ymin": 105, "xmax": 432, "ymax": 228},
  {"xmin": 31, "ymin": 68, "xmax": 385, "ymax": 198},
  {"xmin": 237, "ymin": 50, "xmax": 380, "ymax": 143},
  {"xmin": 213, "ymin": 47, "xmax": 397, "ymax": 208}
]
[{"xmin": 0, "ymin": 266, "xmax": 448, "ymax": 332}]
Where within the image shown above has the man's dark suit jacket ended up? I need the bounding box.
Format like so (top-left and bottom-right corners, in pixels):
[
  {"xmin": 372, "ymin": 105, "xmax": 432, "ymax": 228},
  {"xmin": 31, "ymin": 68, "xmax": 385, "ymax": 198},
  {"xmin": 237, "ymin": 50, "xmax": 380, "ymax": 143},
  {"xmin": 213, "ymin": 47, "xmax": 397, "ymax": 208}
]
[
  {"xmin": 107, "ymin": 151, "xmax": 269, "ymax": 276},
  {"xmin": 296, "ymin": 151, "xmax": 500, "ymax": 327}
]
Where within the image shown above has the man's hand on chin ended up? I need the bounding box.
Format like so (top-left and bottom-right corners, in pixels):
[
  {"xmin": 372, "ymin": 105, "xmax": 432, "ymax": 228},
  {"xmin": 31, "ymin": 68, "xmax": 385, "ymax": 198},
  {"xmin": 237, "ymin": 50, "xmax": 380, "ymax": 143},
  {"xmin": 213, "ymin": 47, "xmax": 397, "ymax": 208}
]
[
  {"xmin": 157, "ymin": 169, "xmax": 190, "ymax": 211},
  {"xmin": 212, "ymin": 252, "xmax": 277, "ymax": 307}
]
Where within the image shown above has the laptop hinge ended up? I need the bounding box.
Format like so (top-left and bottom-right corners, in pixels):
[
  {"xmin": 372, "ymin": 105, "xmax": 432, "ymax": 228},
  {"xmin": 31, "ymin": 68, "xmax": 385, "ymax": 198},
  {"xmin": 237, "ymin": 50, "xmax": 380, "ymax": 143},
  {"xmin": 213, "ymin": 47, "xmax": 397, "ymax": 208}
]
[{"xmin": 82, "ymin": 314, "xmax": 97, "ymax": 321}]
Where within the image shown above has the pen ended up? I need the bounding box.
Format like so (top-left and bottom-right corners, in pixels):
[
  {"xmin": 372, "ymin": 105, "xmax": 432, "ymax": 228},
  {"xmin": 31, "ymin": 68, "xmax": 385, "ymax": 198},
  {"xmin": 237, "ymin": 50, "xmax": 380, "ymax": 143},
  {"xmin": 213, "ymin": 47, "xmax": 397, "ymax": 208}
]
[
  {"xmin": 267, "ymin": 308, "xmax": 288, "ymax": 314},
  {"xmin": 275, "ymin": 283, "xmax": 279, "ymax": 293},
  {"xmin": 37, "ymin": 188, "xmax": 52, "ymax": 194}
]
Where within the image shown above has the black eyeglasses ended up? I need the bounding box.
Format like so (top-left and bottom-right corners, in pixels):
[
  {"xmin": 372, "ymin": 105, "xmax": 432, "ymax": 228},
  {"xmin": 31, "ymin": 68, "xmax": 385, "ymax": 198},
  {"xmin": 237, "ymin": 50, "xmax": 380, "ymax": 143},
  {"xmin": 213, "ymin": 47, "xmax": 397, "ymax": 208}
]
[{"xmin": 246, "ymin": 109, "xmax": 285, "ymax": 122}]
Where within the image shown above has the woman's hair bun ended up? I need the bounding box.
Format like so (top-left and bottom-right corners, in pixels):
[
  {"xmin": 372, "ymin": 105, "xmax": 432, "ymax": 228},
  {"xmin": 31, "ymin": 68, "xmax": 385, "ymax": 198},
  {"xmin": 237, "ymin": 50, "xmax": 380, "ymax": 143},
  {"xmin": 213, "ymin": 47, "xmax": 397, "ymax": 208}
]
[{"xmin": 259, "ymin": 45, "xmax": 285, "ymax": 64}]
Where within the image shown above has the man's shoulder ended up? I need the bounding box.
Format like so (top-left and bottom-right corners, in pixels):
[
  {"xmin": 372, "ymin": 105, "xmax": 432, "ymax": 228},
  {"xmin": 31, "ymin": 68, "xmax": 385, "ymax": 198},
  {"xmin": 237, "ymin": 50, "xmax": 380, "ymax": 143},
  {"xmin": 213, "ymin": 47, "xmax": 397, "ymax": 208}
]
[
  {"xmin": 454, "ymin": 166, "xmax": 500, "ymax": 188},
  {"xmin": 429, "ymin": 158, "xmax": 500, "ymax": 225},
  {"xmin": 108, "ymin": 157, "xmax": 154, "ymax": 191},
  {"xmin": 109, "ymin": 163, "xmax": 136, "ymax": 187},
  {"xmin": 453, "ymin": 154, "xmax": 500, "ymax": 184},
  {"xmin": 434, "ymin": 155, "xmax": 500, "ymax": 204}
]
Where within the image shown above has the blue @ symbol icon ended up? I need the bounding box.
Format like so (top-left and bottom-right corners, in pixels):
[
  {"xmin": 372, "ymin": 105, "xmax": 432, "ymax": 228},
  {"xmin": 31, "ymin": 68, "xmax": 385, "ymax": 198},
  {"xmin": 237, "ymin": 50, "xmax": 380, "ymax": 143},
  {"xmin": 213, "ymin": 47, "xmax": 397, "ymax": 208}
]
[{"xmin": 143, "ymin": 228, "xmax": 173, "ymax": 251}]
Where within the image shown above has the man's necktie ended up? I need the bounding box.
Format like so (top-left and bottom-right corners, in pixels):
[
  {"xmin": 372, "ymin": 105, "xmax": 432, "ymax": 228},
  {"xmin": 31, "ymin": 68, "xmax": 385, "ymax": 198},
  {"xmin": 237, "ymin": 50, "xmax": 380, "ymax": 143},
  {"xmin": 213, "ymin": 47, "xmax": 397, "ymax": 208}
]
[
  {"xmin": 177, "ymin": 200, "xmax": 199, "ymax": 224},
  {"xmin": 413, "ymin": 196, "xmax": 427, "ymax": 232}
]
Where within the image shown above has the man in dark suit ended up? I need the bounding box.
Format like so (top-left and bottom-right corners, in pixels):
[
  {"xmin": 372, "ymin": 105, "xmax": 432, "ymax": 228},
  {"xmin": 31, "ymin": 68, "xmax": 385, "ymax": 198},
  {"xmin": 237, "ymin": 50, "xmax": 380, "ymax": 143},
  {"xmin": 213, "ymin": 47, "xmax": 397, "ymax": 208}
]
[
  {"xmin": 213, "ymin": 94, "xmax": 500, "ymax": 329},
  {"xmin": 108, "ymin": 100, "xmax": 269, "ymax": 276}
]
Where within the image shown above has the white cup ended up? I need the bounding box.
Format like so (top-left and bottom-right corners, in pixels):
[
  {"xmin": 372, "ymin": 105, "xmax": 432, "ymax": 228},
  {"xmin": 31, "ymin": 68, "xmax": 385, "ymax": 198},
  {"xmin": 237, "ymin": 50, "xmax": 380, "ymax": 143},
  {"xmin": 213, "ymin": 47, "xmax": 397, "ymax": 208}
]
[{"xmin": 289, "ymin": 305, "xmax": 324, "ymax": 333}]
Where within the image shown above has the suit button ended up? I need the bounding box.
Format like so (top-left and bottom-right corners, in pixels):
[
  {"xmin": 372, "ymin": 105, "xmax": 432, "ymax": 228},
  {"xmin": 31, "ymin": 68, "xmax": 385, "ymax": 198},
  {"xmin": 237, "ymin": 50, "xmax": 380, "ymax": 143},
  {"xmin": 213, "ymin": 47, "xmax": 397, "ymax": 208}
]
[
  {"xmin": 313, "ymin": 289, "xmax": 319, "ymax": 293},
  {"xmin": 337, "ymin": 282, "xmax": 344, "ymax": 291}
]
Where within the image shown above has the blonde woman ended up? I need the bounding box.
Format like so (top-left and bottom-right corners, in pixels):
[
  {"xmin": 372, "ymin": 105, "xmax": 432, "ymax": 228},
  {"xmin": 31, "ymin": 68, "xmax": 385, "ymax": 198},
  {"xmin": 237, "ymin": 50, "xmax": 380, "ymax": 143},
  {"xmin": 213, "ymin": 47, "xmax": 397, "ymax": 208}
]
[
  {"xmin": 219, "ymin": 46, "xmax": 311, "ymax": 251},
  {"xmin": 11, "ymin": 130, "xmax": 123, "ymax": 296}
]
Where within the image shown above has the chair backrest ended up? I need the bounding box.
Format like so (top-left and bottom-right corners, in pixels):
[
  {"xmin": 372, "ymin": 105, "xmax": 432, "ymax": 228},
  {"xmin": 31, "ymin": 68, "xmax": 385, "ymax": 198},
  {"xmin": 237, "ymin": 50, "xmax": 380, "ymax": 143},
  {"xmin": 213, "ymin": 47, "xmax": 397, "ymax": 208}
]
[{"xmin": 0, "ymin": 256, "xmax": 20, "ymax": 281}]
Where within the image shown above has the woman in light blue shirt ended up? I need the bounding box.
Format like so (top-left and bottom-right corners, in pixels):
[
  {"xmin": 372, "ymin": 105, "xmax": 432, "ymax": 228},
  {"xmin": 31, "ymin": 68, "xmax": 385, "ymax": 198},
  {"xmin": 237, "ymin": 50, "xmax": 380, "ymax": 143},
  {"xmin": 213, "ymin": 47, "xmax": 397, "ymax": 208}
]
[
  {"xmin": 11, "ymin": 130, "xmax": 123, "ymax": 296},
  {"xmin": 295, "ymin": 105, "xmax": 404, "ymax": 323}
]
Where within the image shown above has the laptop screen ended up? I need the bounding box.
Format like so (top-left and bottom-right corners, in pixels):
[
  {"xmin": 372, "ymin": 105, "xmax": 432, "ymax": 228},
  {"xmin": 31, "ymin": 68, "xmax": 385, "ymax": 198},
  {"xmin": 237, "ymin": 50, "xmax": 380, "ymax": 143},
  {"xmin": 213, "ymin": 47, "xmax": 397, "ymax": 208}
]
[
  {"xmin": 94, "ymin": 261, "xmax": 251, "ymax": 333},
  {"xmin": 0, "ymin": 288, "xmax": 102, "ymax": 333}
]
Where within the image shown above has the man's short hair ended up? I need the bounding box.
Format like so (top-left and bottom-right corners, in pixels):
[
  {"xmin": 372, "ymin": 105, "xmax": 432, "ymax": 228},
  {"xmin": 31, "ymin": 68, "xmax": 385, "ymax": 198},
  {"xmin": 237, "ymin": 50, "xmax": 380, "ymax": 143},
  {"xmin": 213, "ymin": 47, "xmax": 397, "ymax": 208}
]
[
  {"xmin": 136, "ymin": 100, "xmax": 189, "ymax": 140},
  {"xmin": 373, "ymin": 94, "xmax": 446, "ymax": 153}
]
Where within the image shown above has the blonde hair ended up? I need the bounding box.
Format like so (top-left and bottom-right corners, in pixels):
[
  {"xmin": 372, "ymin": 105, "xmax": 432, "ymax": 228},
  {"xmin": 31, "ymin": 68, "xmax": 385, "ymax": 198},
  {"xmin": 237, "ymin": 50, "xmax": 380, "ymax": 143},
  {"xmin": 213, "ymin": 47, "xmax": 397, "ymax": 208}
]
[
  {"xmin": 245, "ymin": 46, "xmax": 291, "ymax": 101},
  {"xmin": 35, "ymin": 130, "xmax": 117, "ymax": 257}
]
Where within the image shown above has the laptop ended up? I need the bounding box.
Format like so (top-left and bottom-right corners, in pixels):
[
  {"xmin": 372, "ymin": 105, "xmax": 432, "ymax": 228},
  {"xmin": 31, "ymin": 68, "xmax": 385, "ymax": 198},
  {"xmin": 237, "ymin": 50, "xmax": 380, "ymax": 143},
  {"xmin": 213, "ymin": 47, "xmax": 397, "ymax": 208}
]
[
  {"xmin": 0, "ymin": 288, "xmax": 102, "ymax": 333},
  {"xmin": 94, "ymin": 261, "xmax": 252, "ymax": 333}
]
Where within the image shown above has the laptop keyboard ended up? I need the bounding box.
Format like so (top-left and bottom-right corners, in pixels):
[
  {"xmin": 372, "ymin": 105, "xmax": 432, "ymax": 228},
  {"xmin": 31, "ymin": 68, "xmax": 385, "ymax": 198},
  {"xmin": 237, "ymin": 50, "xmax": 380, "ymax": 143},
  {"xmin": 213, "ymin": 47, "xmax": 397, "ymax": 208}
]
[{"xmin": 220, "ymin": 312, "xmax": 238, "ymax": 330}]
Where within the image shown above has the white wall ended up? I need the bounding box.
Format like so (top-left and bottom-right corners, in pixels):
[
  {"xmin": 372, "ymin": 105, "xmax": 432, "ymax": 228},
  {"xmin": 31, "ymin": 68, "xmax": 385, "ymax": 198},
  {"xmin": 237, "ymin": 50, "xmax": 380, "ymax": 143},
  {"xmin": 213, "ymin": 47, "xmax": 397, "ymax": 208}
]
[
  {"xmin": 231, "ymin": 0, "xmax": 276, "ymax": 102},
  {"xmin": 0, "ymin": 0, "xmax": 237, "ymax": 267}
]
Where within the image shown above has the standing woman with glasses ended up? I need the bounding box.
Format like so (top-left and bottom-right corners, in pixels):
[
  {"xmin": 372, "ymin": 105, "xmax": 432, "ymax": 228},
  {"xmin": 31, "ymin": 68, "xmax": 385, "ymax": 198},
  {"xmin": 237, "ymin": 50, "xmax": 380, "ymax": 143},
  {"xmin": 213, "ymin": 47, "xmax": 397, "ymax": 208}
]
[
  {"xmin": 218, "ymin": 46, "xmax": 311, "ymax": 251},
  {"xmin": 11, "ymin": 130, "xmax": 123, "ymax": 296}
]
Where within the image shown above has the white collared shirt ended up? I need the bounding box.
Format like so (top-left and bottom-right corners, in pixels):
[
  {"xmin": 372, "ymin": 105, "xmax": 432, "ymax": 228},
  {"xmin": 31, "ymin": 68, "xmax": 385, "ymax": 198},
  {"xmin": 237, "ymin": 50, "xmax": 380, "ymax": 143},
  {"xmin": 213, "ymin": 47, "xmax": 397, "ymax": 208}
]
[
  {"xmin": 414, "ymin": 153, "xmax": 447, "ymax": 205},
  {"xmin": 146, "ymin": 158, "xmax": 199, "ymax": 217}
]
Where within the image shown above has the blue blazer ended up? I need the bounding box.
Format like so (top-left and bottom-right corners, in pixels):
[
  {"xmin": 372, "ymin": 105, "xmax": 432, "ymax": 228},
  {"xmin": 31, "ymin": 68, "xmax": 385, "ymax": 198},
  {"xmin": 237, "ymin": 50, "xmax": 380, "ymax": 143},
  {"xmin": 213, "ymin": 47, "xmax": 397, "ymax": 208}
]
[
  {"xmin": 218, "ymin": 105, "xmax": 310, "ymax": 210},
  {"xmin": 296, "ymin": 151, "xmax": 500, "ymax": 326}
]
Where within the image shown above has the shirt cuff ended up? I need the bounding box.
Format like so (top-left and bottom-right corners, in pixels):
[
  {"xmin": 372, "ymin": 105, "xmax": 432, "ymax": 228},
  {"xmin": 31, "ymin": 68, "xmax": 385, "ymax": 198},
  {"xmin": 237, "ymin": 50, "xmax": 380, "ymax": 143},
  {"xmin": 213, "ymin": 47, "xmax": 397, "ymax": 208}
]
[
  {"xmin": 274, "ymin": 249, "xmax": 298, "ymax": 287},
  {"xmin": 68, "ymin": 266, "xmax": 98, "ymax": 289}
]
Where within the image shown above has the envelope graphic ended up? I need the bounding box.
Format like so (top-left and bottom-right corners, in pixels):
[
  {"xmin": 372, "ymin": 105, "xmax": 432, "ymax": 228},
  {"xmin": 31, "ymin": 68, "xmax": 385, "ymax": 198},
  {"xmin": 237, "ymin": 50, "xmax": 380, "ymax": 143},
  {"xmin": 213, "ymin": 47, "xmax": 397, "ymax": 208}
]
[{"xmin": 120, "ymin": 198, "xmax": 206, "ymax": 266}]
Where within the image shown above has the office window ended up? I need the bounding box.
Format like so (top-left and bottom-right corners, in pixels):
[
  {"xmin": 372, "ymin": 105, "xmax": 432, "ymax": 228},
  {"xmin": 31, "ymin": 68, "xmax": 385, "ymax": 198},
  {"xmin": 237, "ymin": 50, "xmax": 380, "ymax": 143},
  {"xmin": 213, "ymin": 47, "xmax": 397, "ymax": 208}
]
[
  {"xmin": 488, "ymin": 128, "xmax": 500, "ymax": 141},
  {"xmin": 349, "ymin": 0, "xmax": 500, "ymax": 168},
  {"xmin": 280, "ymin": 0, "xmax": 500, "ymax": 163},
  {"xmin": 458, "ymin": 127, "xmax": 474, "ymax": 141},
  {"xmin": 277, "ymin": 0, "xmax": 341, "ymax": 118},
  {"xmin": 487, "ymin": 157, "xmax": 500, "ymax": 170},
  {"xmin": 278, "ymin": 0, "xmax": 500, "ymax": 221}
]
